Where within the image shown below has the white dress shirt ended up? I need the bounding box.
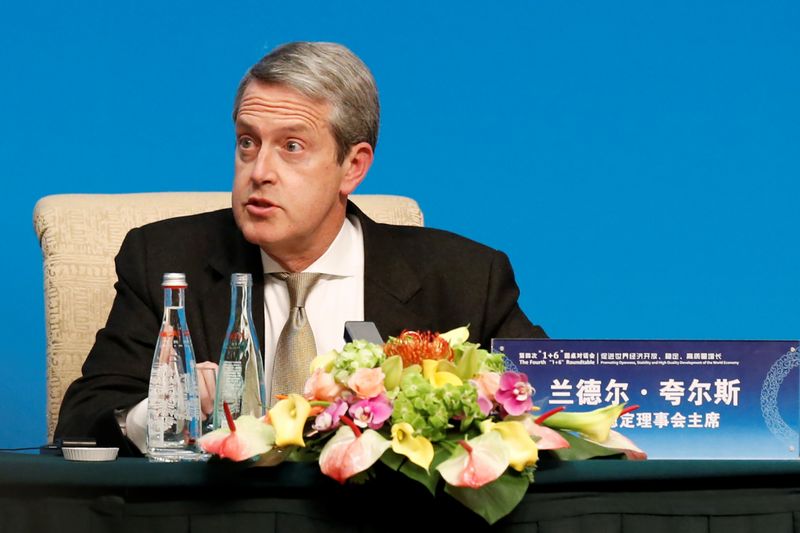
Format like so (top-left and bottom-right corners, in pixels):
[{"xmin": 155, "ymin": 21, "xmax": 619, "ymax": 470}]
[
  {"xmin": 124, "ymin": 214, "xmax": 365, "ymax": 453},
  {"xmin": 261, "ymin": 214, "xmax": 365, "ymax": 398}
]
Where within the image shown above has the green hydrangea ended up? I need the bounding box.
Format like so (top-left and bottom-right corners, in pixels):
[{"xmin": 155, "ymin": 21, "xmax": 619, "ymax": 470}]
[
  {"xmin": 331, "ymin": 340, "xmax": 386, "ymax": 383},
  {"xmin": 391, "ymin": 372, "xmax": 483, "ymax": 442},
  {"xmin": 480, "ymin": 350, "xmax": 507, "ymax": 374}
]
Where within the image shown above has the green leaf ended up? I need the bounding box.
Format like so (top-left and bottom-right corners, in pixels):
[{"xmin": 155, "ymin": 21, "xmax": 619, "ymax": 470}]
[
  {"xmin": 380, "ymin": 449, "xmax": 441, "ymax": 496},
  {"xmin": 551, "ymin": 430, "xmax": 625, "ymax": 461},
  {"xmin": 249, "ymin": 447, "xmax": 293, "ymax": 467},
  {"xmin": 444, "ymin": 471, "xmax": 530, "ymax": 525},
  {"xmin": 399, "ymin": 460, "xmax": 439, "ymax": 496},
  {"xmin": 380, "ymin": 448, "xmax": 405, "ymax": 471},
  {"xmin": 347, "ymin": 469, "xmax": 373, "ymax": 485}
]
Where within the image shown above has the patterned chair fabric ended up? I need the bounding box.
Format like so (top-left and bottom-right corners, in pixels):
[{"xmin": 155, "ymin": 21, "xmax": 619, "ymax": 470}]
[{"xmin": 33, "ymin": 192, "xmax": 424, "ymax": 439}]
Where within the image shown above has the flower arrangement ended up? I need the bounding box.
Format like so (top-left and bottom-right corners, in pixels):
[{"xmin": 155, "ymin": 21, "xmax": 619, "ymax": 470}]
[{"xmin": 200, "ymin": 327, "xmax": 645, "ymax": 524}]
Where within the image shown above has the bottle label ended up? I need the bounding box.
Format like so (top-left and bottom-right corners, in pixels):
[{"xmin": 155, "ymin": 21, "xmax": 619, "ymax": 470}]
[
  {"xmin": 220, "ymin": 360, "xmax": 244, "ymax": 415},
  {"xmin": 147, "ymin": 362, "xmax": 189, "ymax": 438}
]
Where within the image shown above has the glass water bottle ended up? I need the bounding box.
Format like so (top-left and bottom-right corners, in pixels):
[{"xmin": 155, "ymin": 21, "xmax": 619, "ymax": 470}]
[
  {"xmin": 213, "ymin": 273, "xmax": 266, "ymax": 428},
  {"xmin": 146, "ymin": 272, "xmax": 205, "ymax": 462}
]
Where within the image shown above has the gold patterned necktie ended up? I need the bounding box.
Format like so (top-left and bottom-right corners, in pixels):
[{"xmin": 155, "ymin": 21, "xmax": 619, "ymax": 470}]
[{"xmin": 270, "ymin": 272, "xmax": 323, "ymax": 404}]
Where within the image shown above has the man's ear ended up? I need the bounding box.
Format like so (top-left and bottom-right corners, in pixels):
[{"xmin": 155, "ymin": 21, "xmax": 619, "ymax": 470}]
[{"xmin": 339, "ymin": 142, "xmax": 374, "ymax": 195}]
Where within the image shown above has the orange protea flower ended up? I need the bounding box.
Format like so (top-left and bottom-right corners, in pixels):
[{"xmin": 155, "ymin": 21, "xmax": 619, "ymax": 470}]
[{"xmin": 384, "ymin": 330, "xmax": 454, "ymax": 367}]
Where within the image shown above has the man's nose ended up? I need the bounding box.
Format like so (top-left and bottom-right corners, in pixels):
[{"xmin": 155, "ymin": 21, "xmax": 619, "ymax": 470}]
[{"xmin": 250, "ymin": 149, "xmax": 278, "ymax": 184}]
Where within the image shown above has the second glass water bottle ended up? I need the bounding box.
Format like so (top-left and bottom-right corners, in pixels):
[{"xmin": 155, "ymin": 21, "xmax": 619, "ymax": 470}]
[{"xmin": 213, "ymin": 273, "xmax": 266, "ymax": 428}]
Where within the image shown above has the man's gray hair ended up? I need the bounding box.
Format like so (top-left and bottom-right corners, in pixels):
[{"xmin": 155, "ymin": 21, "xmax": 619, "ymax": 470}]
[{"xmin": 233, "ymin": 42, "xmax": 380, "ymax": 164}]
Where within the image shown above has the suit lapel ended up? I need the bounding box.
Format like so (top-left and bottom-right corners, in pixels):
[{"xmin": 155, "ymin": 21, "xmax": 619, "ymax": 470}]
[
  {"xmin": 198, "ymin": 217, "xmax": 265, "ymax": 363},
  {"xmin": 350, "ymin": 202, "xmax": 424, "ymax": 339}
]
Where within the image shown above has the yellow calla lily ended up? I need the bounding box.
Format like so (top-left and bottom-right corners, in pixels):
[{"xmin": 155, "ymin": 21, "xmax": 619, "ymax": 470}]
[
  {"xmin": 421, "ymin": 359, "xmax": 439, "ymax": 380},
  {"xmin": 422, "ymin": 359, "xmax": 463, "ymax": 388},
  {"xmin": 431, "ymin": 372, "xmax": 463, "ymax": 388},
  {"xmin": 479, "ymin": 420, "xmax": 538, "ymax": 471},
  {"xmin": 391, "ymin": 423, "xmax": 434, "ymax": 471},
  {"xmin": 540, "ymin": 403, "xmax": 625, "ymax": 443},
  {"xmin": 268, "ymin": 394, "xmax": 311, "ymax": 447},
  {"xmin": 309, "ymin": 349, "xmax": 338, "ymax": 373}
]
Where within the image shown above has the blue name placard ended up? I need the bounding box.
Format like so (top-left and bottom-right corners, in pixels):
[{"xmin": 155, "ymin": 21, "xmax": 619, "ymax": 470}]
[{"xmin": 491, "ymin": 339, "xmax": 799, "ymax": 459}]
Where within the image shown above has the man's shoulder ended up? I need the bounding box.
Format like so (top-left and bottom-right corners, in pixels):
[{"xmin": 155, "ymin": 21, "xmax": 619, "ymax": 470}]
[
  {"xmin": 126, "ymin": 208, "xmax": 238, "ymax": 244},
  {"xmin": 367, "ymin": 220, "xmax": 500, "ymax": 259},
  {"xmin": 119, "ymin": 208, "xmax": 244, "ymax": 261},
  {"xmin": 133, "ymin": 208, "xmax": 235, "ymax": 234}
]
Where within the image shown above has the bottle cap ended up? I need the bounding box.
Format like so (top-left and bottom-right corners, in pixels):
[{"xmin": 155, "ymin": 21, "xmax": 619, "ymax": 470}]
[
  {"xmin": 162, "ymin": 272, "xmax": 187, "ymax": 287},
  {"xmin": 231, "ymin": 273, "xmax": 252, "ymax": 286}
]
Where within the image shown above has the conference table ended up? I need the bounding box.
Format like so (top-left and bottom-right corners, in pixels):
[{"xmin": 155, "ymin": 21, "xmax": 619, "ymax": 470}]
[{"xmin": 1, "ymin": 451, "xmax": 799, "ymax": 532}]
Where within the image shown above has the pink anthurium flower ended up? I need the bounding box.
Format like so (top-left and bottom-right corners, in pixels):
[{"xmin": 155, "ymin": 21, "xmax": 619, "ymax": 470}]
[
  {"xmin": 527, "ymin": 422, "xmax": 570, "ymax": 450},
  {"xmin": 199, "ymin": 403, "xmax": 275, "ymax": 461},
  {"xmin": 591, "ymin": 429, "xmax": 648, "ymax": 460},
  {"xmin": 520, "ymin": 406, "xmax": 570, "ymax": 450},
  {"xmin": 436, "ymin": 431, "xmax": 510, "ymax": 489},
  {"xmin": 504, "ymin": 408, "xmax": 571, "ymax": 450},
  {"xmin": 495, "ymin": 372, "xmax": 535, "ymax": 416},
  {"xmin": 319, "ymin": 417, "xmax": 392, "ymax": 484}
]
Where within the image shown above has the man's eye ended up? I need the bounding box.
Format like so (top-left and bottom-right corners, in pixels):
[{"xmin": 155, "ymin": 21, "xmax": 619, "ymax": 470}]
[
  {"xmin": 286, "ymin": 141, "xmax": 302, "ymax": 152},
  {"xmin": 238, "ymin": 137, "xmax": 254, "ymax": 150}
]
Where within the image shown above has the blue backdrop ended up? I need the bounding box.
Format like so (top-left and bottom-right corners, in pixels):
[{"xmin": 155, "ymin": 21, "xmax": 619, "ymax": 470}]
[{"xmin": 1, "ymin": 1, "xmax": 797, "ymax": 448}]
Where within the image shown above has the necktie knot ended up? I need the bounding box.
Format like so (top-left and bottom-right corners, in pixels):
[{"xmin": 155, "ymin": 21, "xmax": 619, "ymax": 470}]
[{"xmin": 271, "ymin": 272, "xmax": 323, "ymax": 308}]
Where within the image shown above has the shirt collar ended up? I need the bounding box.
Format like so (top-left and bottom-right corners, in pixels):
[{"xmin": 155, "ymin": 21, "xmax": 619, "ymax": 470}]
[{"xmin": 261, "ymin": 214, "xmax": 363, "ymax": 277}]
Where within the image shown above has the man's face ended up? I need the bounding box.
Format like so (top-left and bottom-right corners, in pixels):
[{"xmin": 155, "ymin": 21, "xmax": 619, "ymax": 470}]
[{"xmin": 232, "ymin": 81, "xmax": 362, "ymax": 267}]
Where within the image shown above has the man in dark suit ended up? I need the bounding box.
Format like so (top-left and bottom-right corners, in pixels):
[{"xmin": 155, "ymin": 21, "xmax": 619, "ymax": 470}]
[{"xmin": 55, "ymin": 42, "xmax": 545, "ymax": 454}]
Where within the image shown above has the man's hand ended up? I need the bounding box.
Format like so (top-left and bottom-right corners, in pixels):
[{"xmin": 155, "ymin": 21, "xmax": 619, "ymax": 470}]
[{"xmin": 197, "ymin": 362, "xmax": 218, "ymax": 421}]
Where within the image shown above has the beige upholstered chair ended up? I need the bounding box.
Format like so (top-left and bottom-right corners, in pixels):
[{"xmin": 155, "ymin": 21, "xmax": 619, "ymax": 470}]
[{"xmin": 33, "ymin": 192, "xmax": 424, "ymax": 439}]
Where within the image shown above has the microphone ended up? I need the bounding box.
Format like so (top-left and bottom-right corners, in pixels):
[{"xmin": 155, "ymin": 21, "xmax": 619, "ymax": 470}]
[{"xmin": 343, "ymin": 321, "xmax": 384, "ymax": 344}]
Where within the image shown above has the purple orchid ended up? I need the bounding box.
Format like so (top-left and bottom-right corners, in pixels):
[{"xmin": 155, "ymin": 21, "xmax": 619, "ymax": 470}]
[
  {"xmin": 313, "ymin": 399, "xmax": 349, "ymax": 432},
  {"xmin": 349, "ymin": 394, "xmax": 393, "ymax": 430},
  {"xmin": 495, "ymin": 372, "xmax": 535, "ymax": 416}
]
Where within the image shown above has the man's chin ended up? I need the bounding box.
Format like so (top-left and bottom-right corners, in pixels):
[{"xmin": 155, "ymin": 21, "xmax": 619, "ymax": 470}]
[
  {"xmin": 242, "ymin": 231, "xmax": 282, "ymax": 251},
  {"xmin": 236, "ymin": 219, "xmax": 282, "ymax": 248}
]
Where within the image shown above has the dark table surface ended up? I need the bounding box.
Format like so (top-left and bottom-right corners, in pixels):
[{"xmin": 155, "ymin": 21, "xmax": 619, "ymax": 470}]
[{"xmin": 2, "ymin": 452, "xmax": 800, "ymax": 532}]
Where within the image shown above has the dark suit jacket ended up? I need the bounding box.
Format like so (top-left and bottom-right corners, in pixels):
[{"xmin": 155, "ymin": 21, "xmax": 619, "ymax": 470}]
[{"xmin": 55, "ymin": 202, "xmax": 545, "ymax": 453}]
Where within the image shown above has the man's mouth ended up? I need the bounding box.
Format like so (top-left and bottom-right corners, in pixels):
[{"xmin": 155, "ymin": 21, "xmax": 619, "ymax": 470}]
[{"xmin": 245, "ymin": 197, "xmax": 278, "ymax": 217}]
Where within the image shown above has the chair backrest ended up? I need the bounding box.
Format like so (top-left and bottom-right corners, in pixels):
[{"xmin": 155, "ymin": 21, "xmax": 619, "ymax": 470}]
[{"xmin": 33, "ymin": 192, "xmax": 424, "ymax": 439}]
